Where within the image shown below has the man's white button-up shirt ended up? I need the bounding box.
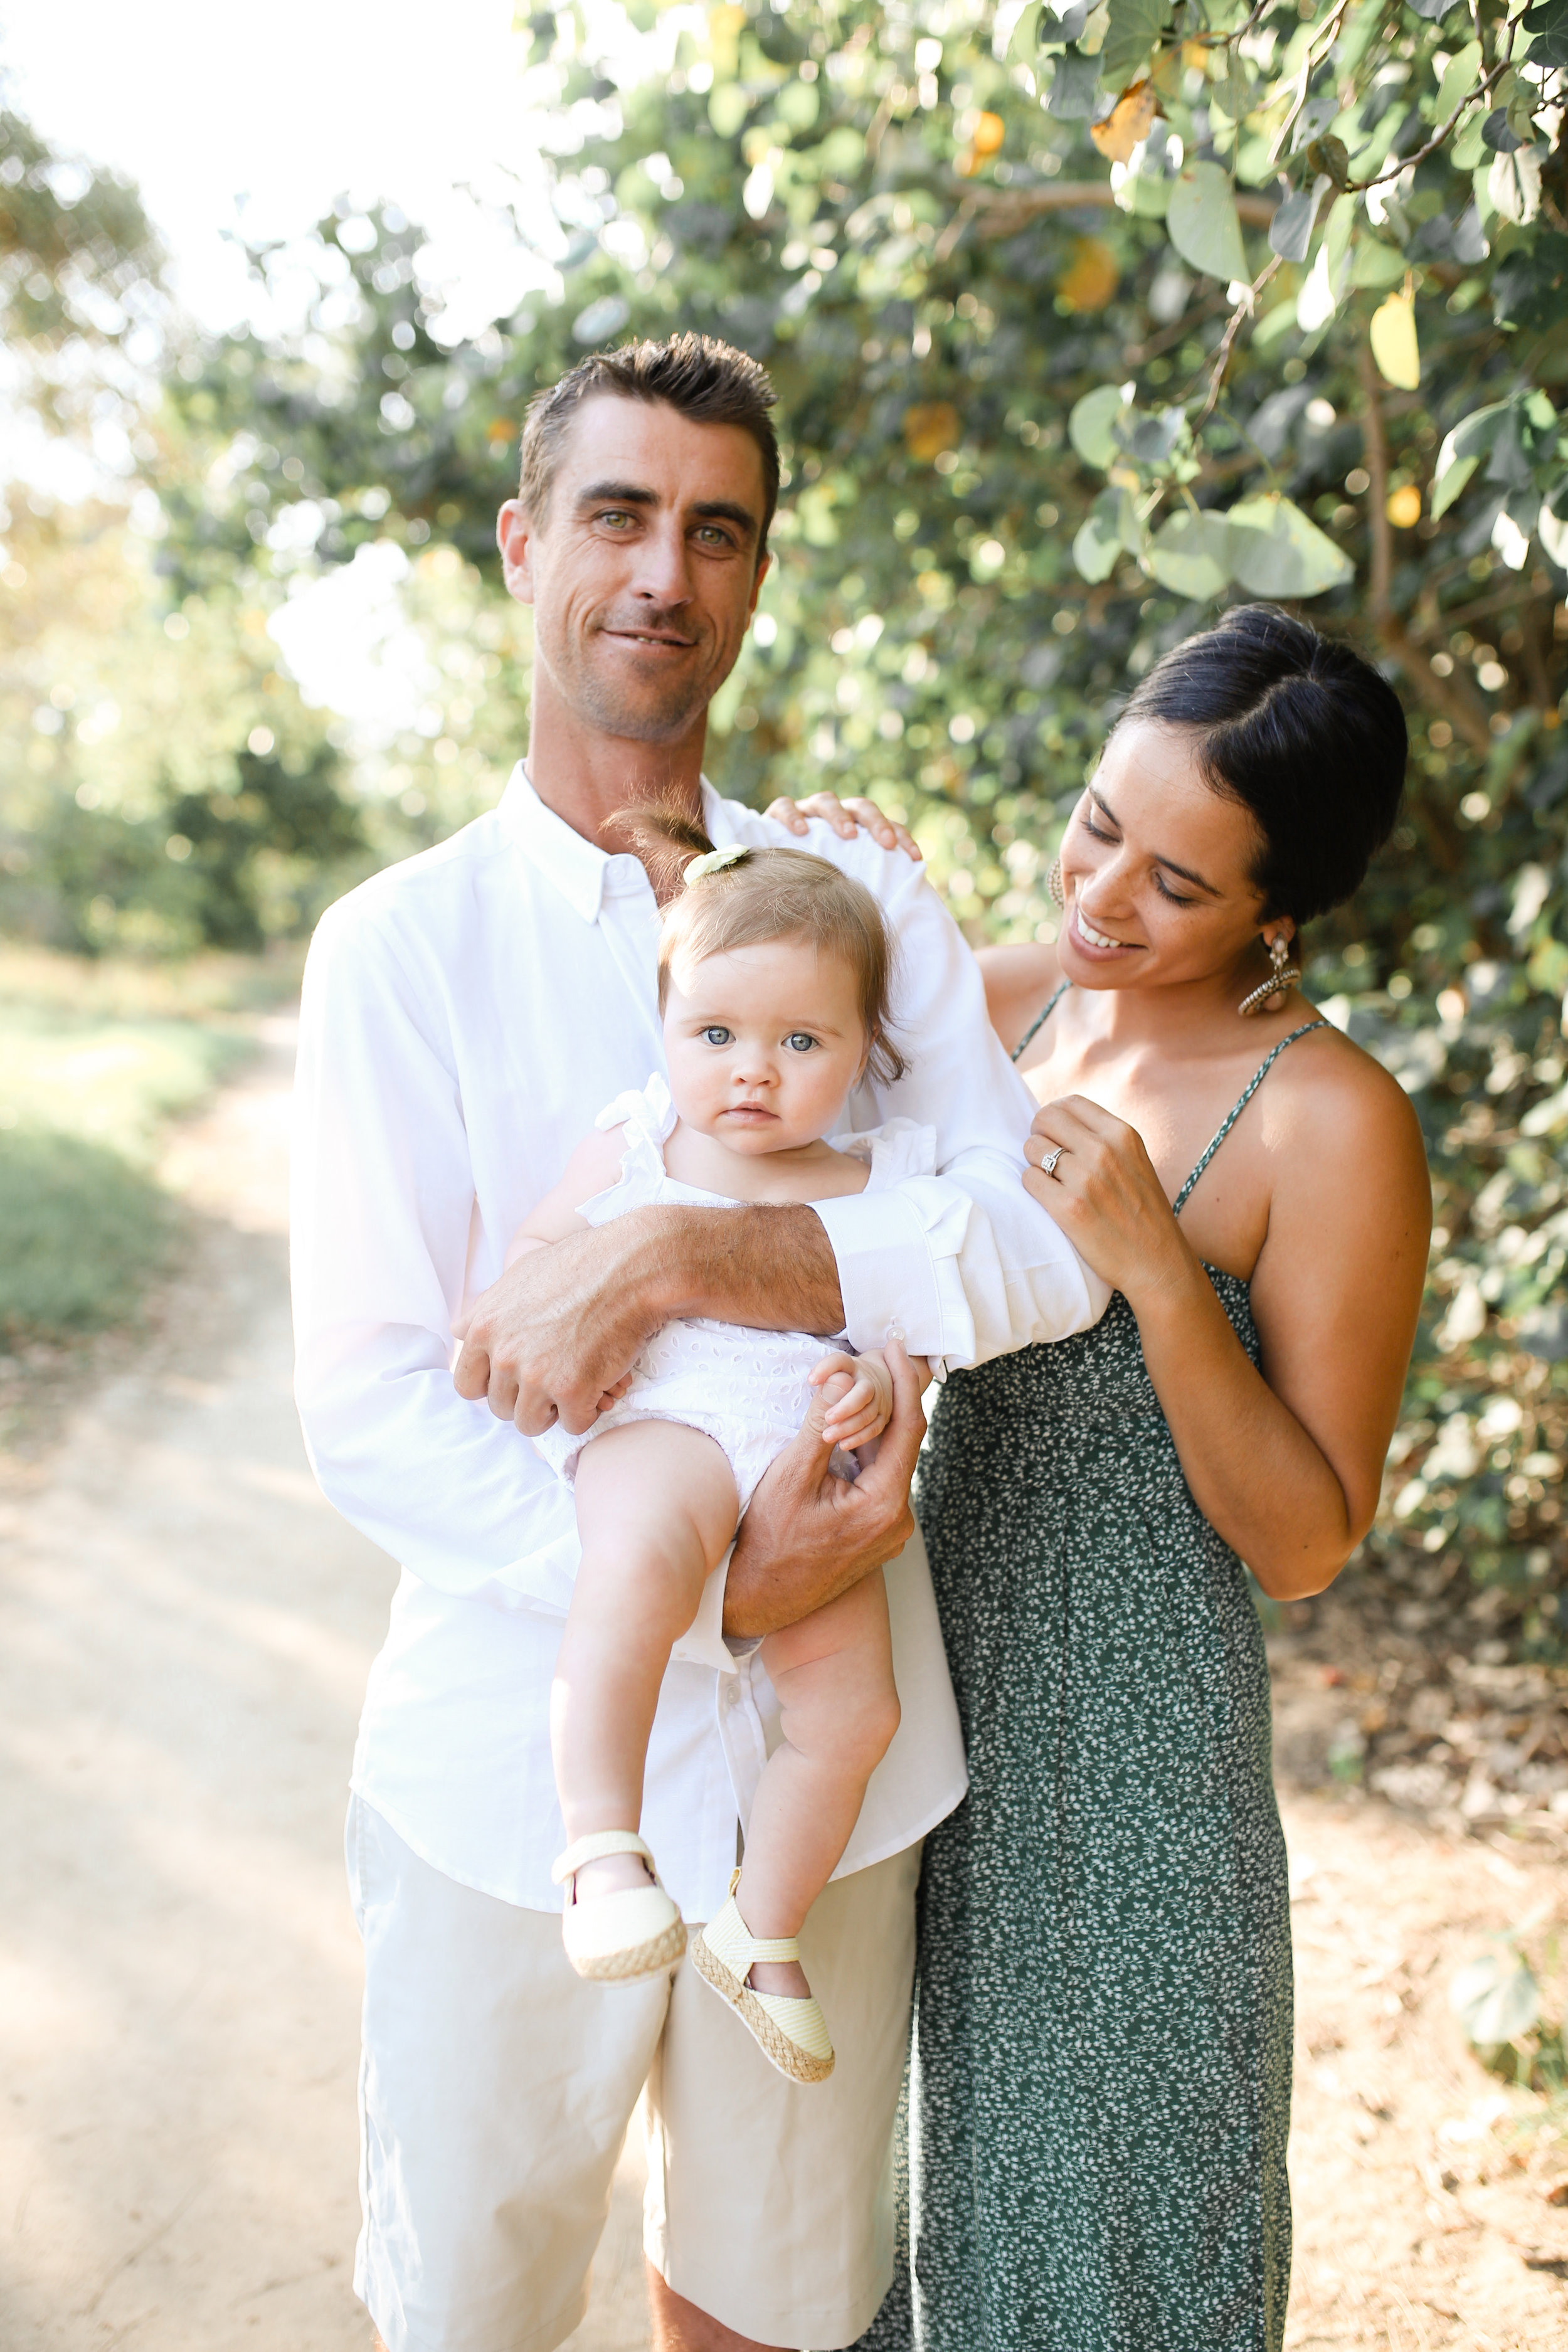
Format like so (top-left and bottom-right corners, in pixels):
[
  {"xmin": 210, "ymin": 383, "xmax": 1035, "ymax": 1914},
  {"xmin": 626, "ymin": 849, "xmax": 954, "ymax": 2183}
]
[{"xmin": 291, "ymin": 768, "xmax": 1109, "ymax": 1917}]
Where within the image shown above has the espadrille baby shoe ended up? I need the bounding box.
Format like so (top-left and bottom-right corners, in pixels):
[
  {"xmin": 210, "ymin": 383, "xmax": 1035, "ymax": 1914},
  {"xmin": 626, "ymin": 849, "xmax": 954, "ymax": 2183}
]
[
  {"xmin": 689, "ymin": 1872, "xmax": 835, "ymax": 2084},
  {"xmin": 553, "ymin": 1831, "xmax": 687, "ymax": 1983}
]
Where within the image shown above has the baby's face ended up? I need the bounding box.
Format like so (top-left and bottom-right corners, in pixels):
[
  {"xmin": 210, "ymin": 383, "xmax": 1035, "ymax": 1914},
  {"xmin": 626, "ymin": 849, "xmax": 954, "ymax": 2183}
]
[{"xmin": 663, "ymin": 938, "xmax": 868, "ymax": 1157}]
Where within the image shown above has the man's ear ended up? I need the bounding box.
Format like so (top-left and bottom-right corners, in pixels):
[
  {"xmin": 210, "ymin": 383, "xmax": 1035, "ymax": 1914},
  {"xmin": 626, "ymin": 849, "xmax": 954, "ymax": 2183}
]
[
  {"xmin": 746, "ymin": 548, "xmax": 772, "ymax": 621},
  {"xmin": 497, "ymin": 499, "xmax": 537, "ymax": 607}
]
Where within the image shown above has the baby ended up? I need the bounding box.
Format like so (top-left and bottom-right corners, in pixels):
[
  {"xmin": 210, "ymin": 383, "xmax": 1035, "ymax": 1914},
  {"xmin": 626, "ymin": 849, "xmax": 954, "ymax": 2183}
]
[{"xmin": 510, "ymin": 811, "xmax": 931, "ymax": 2084}]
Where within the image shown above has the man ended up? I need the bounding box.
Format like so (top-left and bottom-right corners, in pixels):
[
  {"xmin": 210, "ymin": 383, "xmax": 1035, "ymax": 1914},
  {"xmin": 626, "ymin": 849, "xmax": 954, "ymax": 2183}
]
[{"xmin": 292, "ymin": 333, "xmax": 1105, "ymax": 2352}]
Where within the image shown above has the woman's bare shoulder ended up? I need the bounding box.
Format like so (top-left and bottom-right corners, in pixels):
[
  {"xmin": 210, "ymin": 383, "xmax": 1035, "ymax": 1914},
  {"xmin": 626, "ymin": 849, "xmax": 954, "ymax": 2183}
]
[
  {"xmin": 1264, "ymin": 1014, "xmax": 1430, "ymax": 1188},
  {"xmin": 975, "ymin": 938, "xmax": 1062, "ymax": 1051}
]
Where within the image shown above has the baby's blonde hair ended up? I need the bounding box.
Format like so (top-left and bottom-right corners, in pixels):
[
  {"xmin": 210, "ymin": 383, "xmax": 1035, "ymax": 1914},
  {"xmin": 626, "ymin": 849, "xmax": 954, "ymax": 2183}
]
[{"xmin": 612, "ymin": 801, "xmax": 908, "ymax": 1086}]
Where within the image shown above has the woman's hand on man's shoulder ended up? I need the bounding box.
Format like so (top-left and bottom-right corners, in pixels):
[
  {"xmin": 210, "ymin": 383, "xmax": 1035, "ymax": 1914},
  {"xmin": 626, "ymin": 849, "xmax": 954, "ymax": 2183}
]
[{"xmin": 760, "ymin": 789, "xmax": 923, "ymax": 862}]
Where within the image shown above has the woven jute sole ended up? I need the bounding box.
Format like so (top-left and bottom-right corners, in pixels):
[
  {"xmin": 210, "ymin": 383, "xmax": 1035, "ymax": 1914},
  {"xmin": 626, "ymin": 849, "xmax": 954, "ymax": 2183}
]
[
  {"xmin": 689, "ymin": 1929, "xmax": 835, "ymax": 2084},
  {"xmin": 567, "ymin": 1913, "xmax": 687, "ymax": 1983}
]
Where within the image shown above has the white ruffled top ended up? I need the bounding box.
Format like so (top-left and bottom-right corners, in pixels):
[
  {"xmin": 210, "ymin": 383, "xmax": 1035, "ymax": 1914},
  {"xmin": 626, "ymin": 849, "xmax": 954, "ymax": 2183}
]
[{"xmin": 577, "ymin": 1072, "xmax": 940, "ymax": 1226}]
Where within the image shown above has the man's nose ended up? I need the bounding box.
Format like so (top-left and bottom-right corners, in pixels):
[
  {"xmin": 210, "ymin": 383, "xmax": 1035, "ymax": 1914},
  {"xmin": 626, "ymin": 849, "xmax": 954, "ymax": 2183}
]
[{"xmin": 630, "ymin": 520, "xmax": 694, "ymax": 607}]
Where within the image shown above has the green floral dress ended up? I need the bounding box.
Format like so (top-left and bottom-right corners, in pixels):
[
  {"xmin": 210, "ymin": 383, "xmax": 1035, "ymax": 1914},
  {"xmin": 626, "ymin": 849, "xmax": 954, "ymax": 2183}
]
[{"xmin": 861, "ymin": 998, "xmax": 1321, "ymax": 2352}]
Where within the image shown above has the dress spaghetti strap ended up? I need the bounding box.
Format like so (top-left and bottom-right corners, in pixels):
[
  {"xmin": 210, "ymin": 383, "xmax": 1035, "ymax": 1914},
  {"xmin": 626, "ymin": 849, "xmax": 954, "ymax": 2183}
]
[
  {"xmin": 1171, "ymin": 1022, "xmax": 1326, "ymax": 1219},
  {"xmin": 1010, "ymin": 978, "xmax": 1071, "ymax": 1064}
]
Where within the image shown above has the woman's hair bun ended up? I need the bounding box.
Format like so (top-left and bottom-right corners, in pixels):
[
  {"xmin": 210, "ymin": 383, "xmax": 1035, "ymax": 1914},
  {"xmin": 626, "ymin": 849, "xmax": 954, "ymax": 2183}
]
[{"xmin": 1116, "ymin": 604, "xmax": 1408, "ymax": 925}]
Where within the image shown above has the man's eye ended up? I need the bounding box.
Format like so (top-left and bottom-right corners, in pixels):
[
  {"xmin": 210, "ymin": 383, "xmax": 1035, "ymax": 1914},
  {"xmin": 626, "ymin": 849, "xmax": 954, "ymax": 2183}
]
[
  {"xmin": 694, "ymin": 524, "xmax": 732, "ymax": 547},
  {"xmin": 599, "ymin": 510, "xmax": 635, "ymax": 529},
  {"xmin": 784, "ymin": 1032, "xmax": 819, "ymax": 1053},
  {"xmin": 701, "ymin": 1025, "xmax": 732, "ymax": 1046}
]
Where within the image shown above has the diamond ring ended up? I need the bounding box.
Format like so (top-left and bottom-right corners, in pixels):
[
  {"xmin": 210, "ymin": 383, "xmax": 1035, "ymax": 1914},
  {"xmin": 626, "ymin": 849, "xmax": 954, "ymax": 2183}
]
[{"xmin": 1040, "ymin": 1146, "xmax": 1064, "ymax": 1179}]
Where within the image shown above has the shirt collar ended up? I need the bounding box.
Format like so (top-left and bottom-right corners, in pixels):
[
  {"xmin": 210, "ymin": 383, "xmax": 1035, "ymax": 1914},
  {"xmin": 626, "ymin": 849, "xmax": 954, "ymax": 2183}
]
[{"xmin": 497, "ymin": 762, "xmax": 734, "ymax": 924}]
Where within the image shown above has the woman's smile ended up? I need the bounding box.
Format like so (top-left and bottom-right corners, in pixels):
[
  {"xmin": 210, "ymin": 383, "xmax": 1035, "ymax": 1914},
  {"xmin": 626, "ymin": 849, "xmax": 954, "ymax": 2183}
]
[{"xmin": 1069, "ymin": 901, "xmax": 1139, "ymax": 957}]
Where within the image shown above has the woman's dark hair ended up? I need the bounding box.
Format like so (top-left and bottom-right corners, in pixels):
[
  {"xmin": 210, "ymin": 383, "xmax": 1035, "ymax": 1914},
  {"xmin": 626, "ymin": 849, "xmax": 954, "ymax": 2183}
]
[{"xmin": 1114, "ymin": 604, "xmax": 1408, "ymax": 925}]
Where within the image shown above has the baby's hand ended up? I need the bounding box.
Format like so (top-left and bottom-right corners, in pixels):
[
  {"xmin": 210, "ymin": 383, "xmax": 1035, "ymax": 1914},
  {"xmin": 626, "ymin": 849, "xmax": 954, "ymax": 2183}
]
[{"xmin": 810, "ymin": 1349, "xmax": 896, "ymax": 1453}]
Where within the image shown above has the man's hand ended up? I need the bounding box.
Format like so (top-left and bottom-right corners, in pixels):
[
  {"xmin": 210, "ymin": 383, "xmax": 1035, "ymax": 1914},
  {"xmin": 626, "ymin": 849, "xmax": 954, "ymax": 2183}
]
[
  {"xmin": 454, "ymin": 1214, "xmax": 671, "ymax": 1434},
  {"xmin": 724, "ymin": 1341, "xmax": 926, "ymax": 1638},
  {"xmin": 454, "ymin": 1199, "xmax": 845, "ymax": 1435}
]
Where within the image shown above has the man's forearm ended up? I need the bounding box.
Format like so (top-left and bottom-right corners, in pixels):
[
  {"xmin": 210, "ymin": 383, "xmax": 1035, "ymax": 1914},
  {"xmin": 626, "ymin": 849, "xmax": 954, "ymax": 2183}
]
[{"xmin": 643, "ymin": 1202, "xmax": 845, "ymax": 1337}]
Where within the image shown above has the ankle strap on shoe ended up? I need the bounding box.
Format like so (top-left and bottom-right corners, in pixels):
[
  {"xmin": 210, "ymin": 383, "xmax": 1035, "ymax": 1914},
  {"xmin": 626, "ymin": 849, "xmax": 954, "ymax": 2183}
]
[
  {"xmin": 553, "ymin": 1831, "xmax": 654, "ymax": 1885},
  {"xmin": 709, "ymin": 1892, "xmax": 800, "ymax": 1968}
]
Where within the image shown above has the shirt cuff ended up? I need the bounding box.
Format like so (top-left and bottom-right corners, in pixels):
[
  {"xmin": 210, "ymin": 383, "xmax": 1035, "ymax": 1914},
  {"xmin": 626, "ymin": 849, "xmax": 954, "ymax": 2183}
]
[
  {"xmin": 811, "ymin": 1183, "xmax": 975, "ymax": 1364},
  {"xmin": 669, "ymin": 1544, "xmax": 739, "ymax": 1675}
]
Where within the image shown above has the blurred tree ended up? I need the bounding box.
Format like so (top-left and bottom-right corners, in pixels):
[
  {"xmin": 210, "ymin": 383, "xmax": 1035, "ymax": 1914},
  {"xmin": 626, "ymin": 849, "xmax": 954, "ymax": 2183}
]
[
  {"xmin": 0, "ymin": 99, "xmax": 376, "ymax": 953},
  {"xmin": 148, "ymin": 0, "xmax": 1568, "ymax": 1658},
  {"xmin": 0, "ymin": 495, "xmax": 368, "ymax": 952},
  {"xmin": 0, "ymin": 97, "xmax": 166, "ymax": 438}
]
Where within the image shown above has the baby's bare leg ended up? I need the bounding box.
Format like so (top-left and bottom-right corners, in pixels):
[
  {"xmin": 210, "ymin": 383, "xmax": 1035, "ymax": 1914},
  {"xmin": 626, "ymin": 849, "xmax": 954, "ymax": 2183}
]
[
  {"xmin": 741, "ymin": 1572, "xmax": 901, "ymax": 1996},
  {"xmin": 556, "ymin": 1420, "xmax": 739, "ymax": 1897}
]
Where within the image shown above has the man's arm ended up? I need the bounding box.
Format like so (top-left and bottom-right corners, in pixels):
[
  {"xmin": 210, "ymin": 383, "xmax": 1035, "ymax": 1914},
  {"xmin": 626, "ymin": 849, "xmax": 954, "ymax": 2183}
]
[
  {"xmin": 292, "ymin": 897, "xmax": 586, "ymax": 1610},
  {"xmin": 454, "ymin": 1200, "xmax": 844, "ymax": 1434}
]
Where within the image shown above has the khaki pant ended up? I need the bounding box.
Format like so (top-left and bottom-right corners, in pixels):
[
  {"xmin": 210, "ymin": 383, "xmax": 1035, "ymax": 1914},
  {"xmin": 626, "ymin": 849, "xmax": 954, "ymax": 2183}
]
[{"xmin": 347, "ymin": 1797, "xmax": 919, "ymax": 2351}]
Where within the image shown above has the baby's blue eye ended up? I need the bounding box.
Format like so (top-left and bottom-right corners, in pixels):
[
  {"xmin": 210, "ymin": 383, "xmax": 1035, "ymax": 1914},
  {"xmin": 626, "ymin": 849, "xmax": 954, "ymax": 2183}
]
[
  {"xmin": 701, "ymin": 1025, "xmax": 731, "ymax": 1046},
  {"xmin": 785, "ymin": 1032, "xmax": 818, "ymax": 1053}
]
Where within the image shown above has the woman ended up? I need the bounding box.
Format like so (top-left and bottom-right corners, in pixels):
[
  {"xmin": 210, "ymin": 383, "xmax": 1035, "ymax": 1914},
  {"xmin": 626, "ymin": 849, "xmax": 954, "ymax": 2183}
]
[{"xmin": 766, "ymin": 606, "xmax": 1430, "ymax": 2352}]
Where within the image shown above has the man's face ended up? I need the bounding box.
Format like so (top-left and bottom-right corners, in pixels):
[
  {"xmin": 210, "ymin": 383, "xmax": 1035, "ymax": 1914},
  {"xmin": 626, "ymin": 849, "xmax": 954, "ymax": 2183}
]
[{"xmin": 497, "ymin": 396, "xmax": 770, "ymax": 747}]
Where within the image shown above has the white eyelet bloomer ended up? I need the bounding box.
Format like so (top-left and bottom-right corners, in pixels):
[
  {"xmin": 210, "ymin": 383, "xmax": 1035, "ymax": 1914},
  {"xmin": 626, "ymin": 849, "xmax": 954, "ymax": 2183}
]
[{"xmin": 531, "ymin": 1074, "xmax": 938, "ymax": 1515}]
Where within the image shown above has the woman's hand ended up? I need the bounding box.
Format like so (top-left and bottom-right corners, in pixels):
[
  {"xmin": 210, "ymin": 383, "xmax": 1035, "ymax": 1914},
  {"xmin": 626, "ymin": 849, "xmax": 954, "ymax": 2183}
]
[
  {"xmin": 1023, "ymin": 1096, "xmax": 1197, "ymax": 1306},
  {"xmin": 761, "ymin": 789, "xmax": 923, "ymax": 862}
]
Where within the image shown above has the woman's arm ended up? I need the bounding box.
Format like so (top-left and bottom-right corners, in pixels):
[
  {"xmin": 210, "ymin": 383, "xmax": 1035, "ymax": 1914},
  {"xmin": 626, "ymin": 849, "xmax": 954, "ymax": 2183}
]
[{"xmin": 1024, "ymin": 1050, "xmax": 1430, "ymax": 1599}]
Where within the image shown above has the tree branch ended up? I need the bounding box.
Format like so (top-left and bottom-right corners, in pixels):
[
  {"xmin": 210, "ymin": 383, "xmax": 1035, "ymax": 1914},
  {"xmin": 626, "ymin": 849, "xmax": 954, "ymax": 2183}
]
[{"xmin": 956, "ymin": 181, "xmax": 1279, "ymax": 236}]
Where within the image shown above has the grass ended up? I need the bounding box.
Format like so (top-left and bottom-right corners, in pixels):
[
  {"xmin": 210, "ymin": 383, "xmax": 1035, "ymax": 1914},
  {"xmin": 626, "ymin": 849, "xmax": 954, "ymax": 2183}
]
[
  {"xmin": 0, "ymin": 1128, "xmax": 176, "ymax": 1338},
  {"xmin": 0, "ymin": 946, "xmax": 294, "ymax": 1346}
]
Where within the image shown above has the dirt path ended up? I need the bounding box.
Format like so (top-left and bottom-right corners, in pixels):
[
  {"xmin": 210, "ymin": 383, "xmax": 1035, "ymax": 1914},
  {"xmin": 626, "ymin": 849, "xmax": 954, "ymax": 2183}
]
[{"xmin": 1, "ymin": 1035, "xmax": 1563, "ymax": 2350}]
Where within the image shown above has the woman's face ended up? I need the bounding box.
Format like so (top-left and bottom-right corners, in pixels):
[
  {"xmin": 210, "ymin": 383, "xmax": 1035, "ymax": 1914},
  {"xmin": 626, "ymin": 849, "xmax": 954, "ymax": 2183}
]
[{"xmin": 1056, "ymin": 719, "xmax": 1290, "ymax": 992}]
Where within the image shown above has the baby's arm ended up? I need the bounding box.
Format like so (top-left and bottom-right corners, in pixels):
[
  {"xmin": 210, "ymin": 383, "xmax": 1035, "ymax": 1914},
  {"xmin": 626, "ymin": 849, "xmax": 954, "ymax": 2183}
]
[
  {"xmin": 505, "ymin": 1123, "xmax": 630, "ymax": 1266},
  {"xmin": 810, "ymin": 1345, "xmax": 930, "ymax": 1453}
]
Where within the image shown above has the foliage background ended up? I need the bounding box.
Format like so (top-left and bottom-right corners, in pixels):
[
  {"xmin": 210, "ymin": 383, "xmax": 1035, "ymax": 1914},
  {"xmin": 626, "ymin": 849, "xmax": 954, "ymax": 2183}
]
[{"xmin": 1, "ymin": 0, "xmax": 1565, "ymax": 1683}]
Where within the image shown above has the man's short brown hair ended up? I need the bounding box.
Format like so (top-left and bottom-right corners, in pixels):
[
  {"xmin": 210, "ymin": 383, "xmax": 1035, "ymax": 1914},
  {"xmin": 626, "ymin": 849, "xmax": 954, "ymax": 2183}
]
[{"xmin": 516, "ymin": 333, "xmax": 780, "ymax": 556}]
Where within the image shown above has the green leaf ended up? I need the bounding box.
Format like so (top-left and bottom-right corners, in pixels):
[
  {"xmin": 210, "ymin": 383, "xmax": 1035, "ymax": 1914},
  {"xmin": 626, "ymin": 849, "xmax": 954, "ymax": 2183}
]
[
  {"xmin": 1541, "ymin": 498, "xmax": 1568, "ymax": 568},
  {"xmin": 1523, "ymin": 0, "xmax": 1568, "ymax": 68},
  {"xmin": 1166, "ymin": 161, "xmax": 1248, "ymax": 284},
  {"xmin": 1007, "ymin": 0, "xmax": 1044, "ymax": 61},
  {"xmin": 1324, "ymin": 192, "xmax": 1356, "ymax": 280},
  {"xmin": 1435, "ymin": 40, "xmax": 1483, "ymax": 115},
  {"xmin": 1489, "ymin": 146, "xmax": 1542, "ymax": 226},
  {"xmin": 1099, "ymin": 0, "xmax": 1172, "ymax": 88},
  {"xmin": 1430, "ymin": 454, "xmax": 1479, "ymax": 519},
  {"xmin": 1074, "ymin": 490, "xmax": 1125, "ymax": 581},
  {"xmin": 707, "ymin": 82, "xmax": 749, "ymax": 139},
  {"xmin": 1450, "ymin": 1949, "xmax": 1541, "ymax": 2047},
  {"xmin": 1432, "ymin": 399, "xmax": 1512, "ymax": 517},
  {"xmin": 1069, "ymin": 383, "xmax": 1130, "ymax": 469},
  {"xmin": 1226, "ymin": 494, "xmax": 1353, "ymax": 597},
  {"xmin": 1269, "ymin": 181, "xmax": 1324, "ymax": 265},
  {"xmin": 1146, "ymin": 509, "xmax": 1232, "ymax": 598},
  {"xmin": 1351, "ymin": 238, "xmax": 1408, "ymax": 289},
  {"xmin": 1048, "ymin": 50, "xmax": 1102, "ymax": 117}
]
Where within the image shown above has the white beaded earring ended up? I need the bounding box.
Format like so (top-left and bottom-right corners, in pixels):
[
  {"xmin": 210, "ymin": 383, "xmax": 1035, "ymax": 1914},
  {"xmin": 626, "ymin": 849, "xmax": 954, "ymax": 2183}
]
[{"xmin": 1238, "ymin": 933, "xmax": 1301, "ymax": 1017}]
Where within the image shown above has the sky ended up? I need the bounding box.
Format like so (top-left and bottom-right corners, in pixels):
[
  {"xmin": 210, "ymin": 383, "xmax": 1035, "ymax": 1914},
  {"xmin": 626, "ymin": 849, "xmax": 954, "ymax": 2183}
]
[
  {"xmin": 0, "ymin": 0, "xmax": 665, "ymax": 728},
  {"xmin": 1, "ymin": 0, "xmax": 549, "ymax": 331}
]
